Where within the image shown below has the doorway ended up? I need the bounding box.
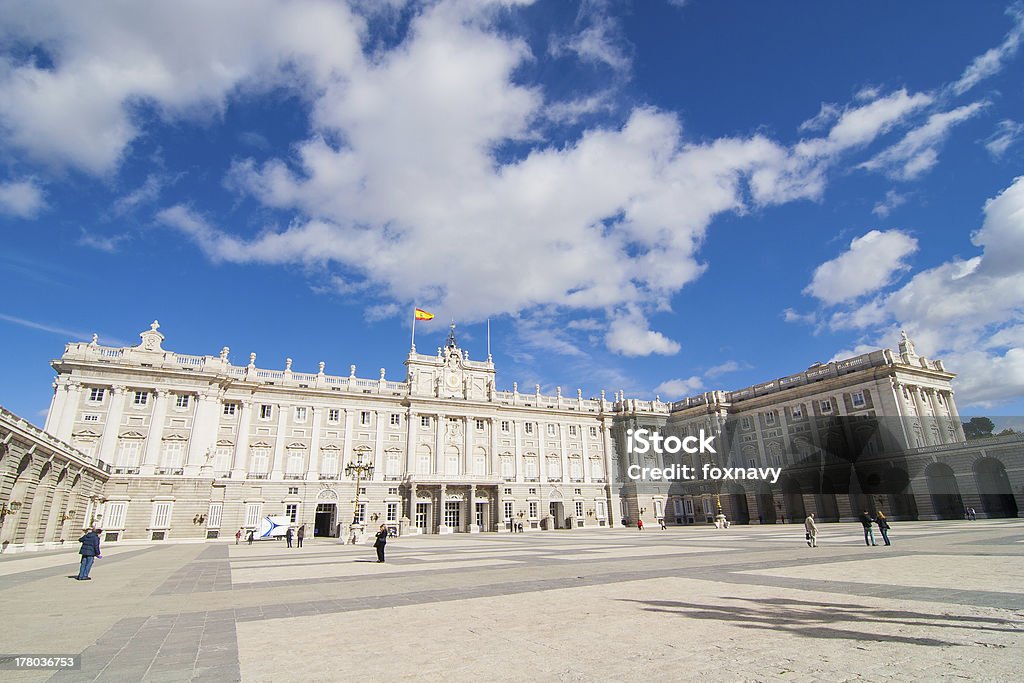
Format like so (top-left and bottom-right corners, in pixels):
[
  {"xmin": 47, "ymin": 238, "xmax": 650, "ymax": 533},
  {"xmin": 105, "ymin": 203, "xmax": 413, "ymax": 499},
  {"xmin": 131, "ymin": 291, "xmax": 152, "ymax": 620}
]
[
  {"xmin": 444, "ymin": 501, "xmax": 461, "ymax": 531},
  {"xmin": 475, "ymin": 502, "xmax": 486, "ymax": 530},
  {"xmin": 549, "ymin": 501, "xmax": 565, "ymax": 528},
  {"xmin": 314, "ymin": 503, "xmax": 337, "ymax": 538},
  {"xmin": 415, "ymin": 502, "xmax": 430, "ymax": 532}
]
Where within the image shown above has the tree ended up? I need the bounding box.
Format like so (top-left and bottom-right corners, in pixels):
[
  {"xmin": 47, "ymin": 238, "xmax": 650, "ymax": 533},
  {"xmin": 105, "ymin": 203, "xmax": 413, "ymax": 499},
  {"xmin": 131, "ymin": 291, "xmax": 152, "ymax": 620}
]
[
  {"xmin": 963, "ymin": 417, "xmax": 995, "ymax": 440},
  {"xmin": 997, "ymin": 428, "xmax": 1020, "ymax": 437}
]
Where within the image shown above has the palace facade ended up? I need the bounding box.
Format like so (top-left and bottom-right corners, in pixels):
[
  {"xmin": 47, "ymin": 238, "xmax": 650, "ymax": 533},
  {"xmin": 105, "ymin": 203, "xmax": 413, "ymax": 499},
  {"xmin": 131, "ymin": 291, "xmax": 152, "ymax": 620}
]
[{"xmin": 0, "ymin": 321, "xmax": 1020, "ymax": 552}]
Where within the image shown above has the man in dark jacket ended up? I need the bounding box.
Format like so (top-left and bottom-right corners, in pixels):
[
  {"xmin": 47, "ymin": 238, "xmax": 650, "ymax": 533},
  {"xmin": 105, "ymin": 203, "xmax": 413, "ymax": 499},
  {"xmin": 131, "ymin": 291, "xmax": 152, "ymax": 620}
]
[
  {"xmin": 859, "ymin": 511, "xmax": 877, "ymax": 546},
  {"xmin": 373, "ymin": 524, "xmax": 388, "ymax": 563},
  {"xmin": 77, "ymin": 528, "xmax": 102, "ymax": 580}
]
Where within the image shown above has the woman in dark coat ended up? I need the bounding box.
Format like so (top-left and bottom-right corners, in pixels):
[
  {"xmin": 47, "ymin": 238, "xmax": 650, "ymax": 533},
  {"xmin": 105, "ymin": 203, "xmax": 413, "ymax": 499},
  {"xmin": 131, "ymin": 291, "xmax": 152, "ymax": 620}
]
[
  {"xmin": 875, "ymin": 511, "xmax": 892, "ymax": 546},
  {"xmin": 373, "ymin": 524, "xmax": 388, "ymax": 563}
]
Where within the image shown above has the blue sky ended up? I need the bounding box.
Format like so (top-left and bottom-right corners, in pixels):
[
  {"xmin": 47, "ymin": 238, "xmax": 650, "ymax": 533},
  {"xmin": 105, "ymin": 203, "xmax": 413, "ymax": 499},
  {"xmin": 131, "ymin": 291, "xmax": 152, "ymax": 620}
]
[{"xmin": 1, "ymin": 0, "xmax": 1023, "ymax": 425}]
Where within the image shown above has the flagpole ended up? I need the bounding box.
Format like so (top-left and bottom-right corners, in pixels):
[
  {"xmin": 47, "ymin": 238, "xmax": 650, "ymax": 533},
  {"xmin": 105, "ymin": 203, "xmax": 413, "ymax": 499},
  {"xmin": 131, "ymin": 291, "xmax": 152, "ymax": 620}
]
[
  {"xmin": 487, "ymin": 318, "xmax": 492, "ymax": 362},
  {"xmin": 411, "ymin": 310, "xmax": 416, "ymax": 352}
]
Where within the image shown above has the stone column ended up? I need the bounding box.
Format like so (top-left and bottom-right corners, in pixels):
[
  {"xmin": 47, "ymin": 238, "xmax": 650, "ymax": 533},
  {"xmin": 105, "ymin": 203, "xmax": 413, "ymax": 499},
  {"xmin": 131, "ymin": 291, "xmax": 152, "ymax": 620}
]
[
  {"xmin": 307, "ymin": 406, "xmax": 323, "ymax": 480},
  {"xmin": 469, "ymin": 483, "xmax": 479, "ymax": 533},
  {"xmin": 559, "ymin": 423, "xmax": 569, "ymax": 482},
  {"xmin": 406, "ymin": 408, "xmax": 417, "ymax": 473},
  {"xmin": 342, "ymin": 409, "xmax": 354, "ymax": 469},
  {"xmin": 581, "ymin": 426, "xmax": 590, "ymax": 483},
  {"xmin": 372, "ymin": 410, "xmax": 385, "ymax": 481},
  {"xmin": 185, "ymin": 391, "xmax": 219, "ymax": 475},
  {"xmin": 43, "ymin": 381, "xmax": 64, "ymax": 435},
  {"xmin": 97, "ymin": 385, "xmax": 127, "ymax": 465},
  {"xmin": 140, "ymin": 389, "xmax": 170, "ymax": 475},
  {"xmin": 489, "ymin": 418, "xmax": 499, "ymax": 477},
  {"xmin": 231, "ymin": 400, "xmax": 253, "ymax": 478},
  {"xmin": 438, "ymin": 483, "xmax": 450, "ymax": 534},
  {"xmin": 55, "ymin": 381, "xmax": 83, "ymax": 442},
  {"xmin": 513, "ymin": 420, "xmax": 523, "ymax": 483},
  {"xmin": 434, "ymin": 413, "xmax": 445, "ymax": 474},
  {"xmin": 464, "ymin": 416, "xmax": 473, "ymax": 475},
  {"xmin": 602, "ymin": 420, "xmax": 619, "ymax": 528},
  {"xmin": 409, "ymin": 482, "xmax": 419, "ymax": 534},
  {"xmin": 270, "ymin": 403, "xmax": 288, "ymax": 479}
]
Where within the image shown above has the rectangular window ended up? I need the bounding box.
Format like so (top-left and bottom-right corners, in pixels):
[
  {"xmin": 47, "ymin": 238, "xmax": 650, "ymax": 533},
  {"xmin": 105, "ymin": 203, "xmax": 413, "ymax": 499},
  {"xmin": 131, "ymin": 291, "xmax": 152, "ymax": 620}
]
[
  {"xmin": 207, "ymin": 502, "xmax": 223, "ymax": 529},
  {"xmin": 851, "ymin": 391, "xmax": 866, "ymax": 407},
  {"xmin": 387, "ymin": 502, "xmax": 398, "ymax": 522},
  {"xmin": 83, "ymin": 414, "xmax": 100, "ymax": 422},
  {"xmin": 285, "ymin": 504, "xmax": 298, "ymax": 523},
  {"xmin": 765, "ymin": 411, "xmax": 776, "ymax": 425},
  {"xmin": 569, "ymin": 425, "xmax": 577, "ymax": 437},
  {"xmin": 106, "ymin": 502, "xmax": 128, "ymax": 529},
  {"xmin": 654, "ymin": 499, "xmax": 664, "ymax": 518},
  {"xmin": 213, "ymin": 446, "xmax": 232, "ymax": 474},
  {"xmin": 245, "ymin": 502, "xmax": 262, "ymax": 528},
  {"xmin": 89, "ymin": 388, "xmax": 105, "ymax": 402},
  {"xmin": 328, "ymin": 408, "xmax": 340, "ymax": 422},
  {"xmin": 360, "ymin": 411, "xmax": 371, "ymax": 426},
  {"xmin": 354, "ymin": 503, "xmax": 366, "ymax": 524},
  {"xmin": 288, "ymin": 487, "xmax": 299, "ymax": 495},
  {"xmin": 525, "ymin": 423, "xmax": 534, "ymax": 435},
  {"xmin": 476, "ymin": 419, "xmax": 485, "ymax": 431},
  {"xmin": 791, "ymin": 404, "xmax": 803, "ymax": 418},
  {"xmin": 160, "ymin": 442, "xmax": 184, "ymax": 469},
  {"xmin": 421, "ymin": 416, "xmax": 431, "ymax": 427},
  {"xmin": 529, "ymin": 488, "xmax": 537, "ymax": 495},
  {"xmin": 223, "ymin": 403, "xmax": 237, "ymax": 416},
  {"xmin": 388, "ymin": 487, "xmax": 399, "ymax": 495},
  {"xmin": 175, "ymin": 394, "xmax": 190, "ymax": 409},
  {"xmin": 134, "ymin": 391, "xmax": 148, "ymax": 406},
  {"xmin": 741, "ymin": 417, "xmax": 750, "ymax": 429},
  {"xmin": 590, "ymin": 426, "xmax": 598, "ymax": 438},
  {"xmin": 528, "ymin": 501, "xmax": 538, "ymax": 518},
  {"xmin": 321, "ymin": 449, "xmax": 339, "ymax": 476},
  {"xmin": 259, "ymin": 404, "xmax": 273, "ymax": 420},
  {"xmin": 820, "ymin": 400, "xmax": 833, "ymax": 413},
  {"xmin": 547, "ymin": 424, "xmax": 556, "ymax": 436},
  {"xmin": 286, "ymin": 449, "xmax": 304, "ymax": 475},
  {"xmin": 390, "ymin": 413, "xmax": 401, "ymax": 426},
  {"xmin": 294, "ymin": 406, "xmax": 308, "ymax": 422},
  {"xmin": 151, "ymin": 502, "xmax": 172, "ymax": 529},
  {"xmin": 595, "ymin": 500, "xmax": 607, "ymax": 519},
  {"xmin": 503, "ymin": 488, "xmax": 512, "ymax": 495},
  {"xmin": 116, "ymin": 440, "xmax": 141, "ymax": 467},
  {"xmin": 503, "ymin": 501, "xmax": 514, "ymax": 520},
  {"xmin": 501, "ymin": 420, "xmax": 510, "ymax": 433},
  {"xmin": 575, "ymin": 501, "xmax": 584, "ymax": 517},
  {"xmin": 250, "ymin": 447, "xmax": 270, "ymax": 474}
]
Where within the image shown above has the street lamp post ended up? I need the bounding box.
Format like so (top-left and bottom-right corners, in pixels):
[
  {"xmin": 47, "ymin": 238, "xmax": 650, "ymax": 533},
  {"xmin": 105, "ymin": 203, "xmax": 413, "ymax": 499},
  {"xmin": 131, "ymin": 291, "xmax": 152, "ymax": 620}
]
[{"xmin": 344, "ymin": 460, "xmax": 374, "ymax": 544}]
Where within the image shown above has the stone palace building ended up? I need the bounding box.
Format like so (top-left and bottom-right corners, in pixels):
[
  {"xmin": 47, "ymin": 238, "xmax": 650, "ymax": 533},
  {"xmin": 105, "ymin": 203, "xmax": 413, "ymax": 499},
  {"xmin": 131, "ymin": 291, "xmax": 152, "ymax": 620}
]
[{"xmin": 0, "ymin": 321, "xmax": 1020, "ymax": 551}]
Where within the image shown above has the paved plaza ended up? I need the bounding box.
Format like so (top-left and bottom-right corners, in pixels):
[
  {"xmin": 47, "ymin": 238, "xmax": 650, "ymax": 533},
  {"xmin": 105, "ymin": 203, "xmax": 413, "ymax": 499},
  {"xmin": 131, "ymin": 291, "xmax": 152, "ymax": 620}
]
[{"xmin": 2, "ymin": 520, "xmax": 1023, "ymax": 682}]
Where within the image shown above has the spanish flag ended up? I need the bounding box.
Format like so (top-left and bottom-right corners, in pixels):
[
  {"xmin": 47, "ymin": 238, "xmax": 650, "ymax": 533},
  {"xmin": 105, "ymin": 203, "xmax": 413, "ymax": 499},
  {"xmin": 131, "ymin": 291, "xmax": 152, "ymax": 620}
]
[{"xmin": 414, "ymin": 308, "xmax": 435, "ymax": 321}]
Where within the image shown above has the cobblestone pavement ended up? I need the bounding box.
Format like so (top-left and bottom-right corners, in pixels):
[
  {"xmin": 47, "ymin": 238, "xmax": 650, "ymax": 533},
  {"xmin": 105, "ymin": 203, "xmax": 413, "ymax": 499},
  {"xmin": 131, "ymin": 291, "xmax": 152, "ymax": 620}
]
[{"xmin": 1, "ymin": 519, "xmax": 1022, "ymax": 682}]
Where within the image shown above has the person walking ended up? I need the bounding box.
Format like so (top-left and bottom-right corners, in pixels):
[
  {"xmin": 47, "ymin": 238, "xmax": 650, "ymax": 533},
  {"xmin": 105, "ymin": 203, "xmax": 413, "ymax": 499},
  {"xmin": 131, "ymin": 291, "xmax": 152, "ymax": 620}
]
[
  {"xmin": 804, "ymin": 513, "xmax": 817, "ymax": 547},
  {"xmin": 968, "ymin": 507, "xmax": 977, "ymax": 521},
  {"xmin": 859, "ymin": 510, "xmax": 877, "ymax": 546},
  {"xmin": 247, "ymin": 529, "xmax": 254, "ymax": 545},
  {"xmin": 637, "ymin": 518, "xmax": 644, "ymax": 531},
  {"xmin": 875, "ymin": 511, "xmax": 892, "ymax": 546},
  {"xmin": 235, "ymin": 528, "xmax": 242, "ymax": 545},
  {"xmin": 286, "ymin": 526, "xmax": 293, "ymax": 548},
  {"xmin": 297, "ymin": 524, "xmax": 305, "ymax": 548},
  {"xmin": 373, "ymin": 524, "xmax": 388, "ymax": 563},
  {"xmin": 76, "ymin": 528, "xmax": 102, "ymax": 580}
]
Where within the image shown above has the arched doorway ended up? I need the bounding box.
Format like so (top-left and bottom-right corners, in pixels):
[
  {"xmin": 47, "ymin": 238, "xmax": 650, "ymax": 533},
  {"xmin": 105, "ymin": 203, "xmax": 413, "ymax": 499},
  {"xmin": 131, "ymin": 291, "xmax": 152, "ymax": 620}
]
[
  {"xmin": 726, "ymin": 484, "xmax": 750, "ymax": 524},
  {"xmin": 755, "ymin": 486, "xmax": 777, "ymax": 524},
  {"xmin": 548, "ymin": 490, "xmax": 565, "ymax": 529},
  {"xmin": 815, "ymin": 475, "xmax": 840, "ymax": 522},
  {"xmin": 973, "ymin": 457, "xmax": 1018, "ymax": 518},
  {"xmin": 782, "ymin": 478, "xmax": 806, "ymax": 522},
  {"xmin": 314, "ymin": 489, "xmax": 339, "ymax": 538},
  {"xmin": 925, "ymin": 463, "xmax": 963, "ymax": 519}
]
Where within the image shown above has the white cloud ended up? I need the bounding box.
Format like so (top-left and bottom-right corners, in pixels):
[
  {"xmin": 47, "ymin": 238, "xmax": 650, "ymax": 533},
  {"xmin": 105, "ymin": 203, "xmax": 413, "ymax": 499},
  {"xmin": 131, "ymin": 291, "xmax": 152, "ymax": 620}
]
[
  {"xmin": 550, "ymin": 3, "xmax": 632, "ymax": 76},
  {"xmin": 872, "ymin": 189, "xmax": 908, "ymax": 218},
  {"xmin": 823, "ymin": 176, "xmax": 1024, "ymax": 407},
  {"xmin": 704, "ymin": 360, "xmax": 744, "ymax": 378},
  {"xmin": 605, "ymin": 307, "xmax": 680, "ymax": 357},
  {"xmin": 860, "ymin": 102, "xmax": 987, "ymax": 180},
  {"xmin": 111, "ymin": 174, "xmax": 163, "ymax": 216},
  {"xmin": 0, "ymin": 312, "xmax": 126, "ymax": 345},
  {"xmin": 0, "ymin": 0, "xmax": 364, "ymax": 174},
  {"xmin": 0, "ymin": 178, "xmax": 44, "ymax": 217},
  {"xmin": 654, "ymin": 376, "xmax": 703, "ymax": 399},
  {"xmin": 985, "ymin": 119, "xmax": 1024, "ymax": 158},
  {"xmin": 951, "ymin": 4, "xmax": 1024, "ymax": 96},
  {"xmin": 782, "ymin": 308, "xmax": 817, "ymax": 325},
  {"xmin": 804, "ymin": 230, "xmax": 918, "ymax": 305},
  {"xmin": 798, "ymin": 102, "xmax": 840, "ymax": 133},
  {"xmin": 77, "ymin": 229, "xmax": 129, "ymax": 253}
]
